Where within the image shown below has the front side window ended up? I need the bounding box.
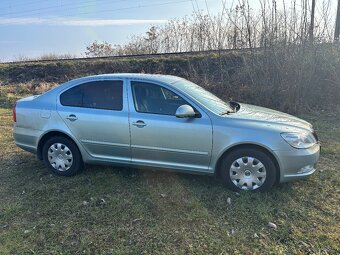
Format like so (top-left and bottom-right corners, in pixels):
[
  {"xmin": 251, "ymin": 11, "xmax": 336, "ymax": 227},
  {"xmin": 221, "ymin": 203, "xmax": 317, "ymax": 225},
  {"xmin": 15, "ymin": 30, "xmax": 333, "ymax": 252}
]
[
  {"xmin": 60, "ymin": 80, "xmax": 123, "ymax": 111},
  {"xmin": 131, "ymin": 81, "xmax": 187, "ymax": 115}
]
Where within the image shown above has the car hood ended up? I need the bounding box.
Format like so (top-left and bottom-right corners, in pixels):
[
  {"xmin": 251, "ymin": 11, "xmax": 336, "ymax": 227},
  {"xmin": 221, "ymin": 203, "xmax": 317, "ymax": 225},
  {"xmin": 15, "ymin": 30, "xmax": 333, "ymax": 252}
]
[{"xmin": 228, "ymin": 103, "xmax": 313, "ymax": 131}]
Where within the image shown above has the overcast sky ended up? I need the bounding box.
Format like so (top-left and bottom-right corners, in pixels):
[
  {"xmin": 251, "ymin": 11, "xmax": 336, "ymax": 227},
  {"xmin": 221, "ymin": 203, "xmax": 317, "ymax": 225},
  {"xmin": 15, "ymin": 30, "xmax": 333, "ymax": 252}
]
[{"xmin": 0, "ymin": 0, "xmax": 337, "ymax": 61}]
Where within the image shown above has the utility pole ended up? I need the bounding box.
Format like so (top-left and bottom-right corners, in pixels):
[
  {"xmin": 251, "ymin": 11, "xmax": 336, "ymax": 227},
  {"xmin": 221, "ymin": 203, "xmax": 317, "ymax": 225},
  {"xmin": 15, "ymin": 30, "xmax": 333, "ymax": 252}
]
[
  {"xmin": 335, "ymin": 0, "xmax": 340, "ymax": 42},
  {"xmin": 309, "ymin": 0, "xmax": 316, "ymax": 42}
]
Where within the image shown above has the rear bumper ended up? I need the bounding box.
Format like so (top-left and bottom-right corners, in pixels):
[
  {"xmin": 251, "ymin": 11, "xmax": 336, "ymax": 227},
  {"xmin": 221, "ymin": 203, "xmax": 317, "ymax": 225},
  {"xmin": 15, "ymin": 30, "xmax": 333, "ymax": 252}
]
[
  {"xmin": 274, "ymin": 143, "xmax": 320, "ymax": 183},
  {"xmin": 13, "ymin": 125, "xmax": 40, "ymax": 154}
]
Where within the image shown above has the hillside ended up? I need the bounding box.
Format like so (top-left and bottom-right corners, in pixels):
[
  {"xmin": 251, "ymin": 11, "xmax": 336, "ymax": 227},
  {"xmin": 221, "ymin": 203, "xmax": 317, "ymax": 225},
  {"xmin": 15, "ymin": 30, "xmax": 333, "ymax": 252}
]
[{"xmin": 1, "ymin": 45, "xmax": 340, "ymax": 113}]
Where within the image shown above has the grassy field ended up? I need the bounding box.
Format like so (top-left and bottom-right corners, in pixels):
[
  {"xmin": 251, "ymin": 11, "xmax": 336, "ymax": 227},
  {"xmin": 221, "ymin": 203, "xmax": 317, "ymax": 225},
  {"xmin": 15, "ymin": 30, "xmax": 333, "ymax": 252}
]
[{"xmin": 0, "ymin": 88, "xmax": 339, "ymax": 254}]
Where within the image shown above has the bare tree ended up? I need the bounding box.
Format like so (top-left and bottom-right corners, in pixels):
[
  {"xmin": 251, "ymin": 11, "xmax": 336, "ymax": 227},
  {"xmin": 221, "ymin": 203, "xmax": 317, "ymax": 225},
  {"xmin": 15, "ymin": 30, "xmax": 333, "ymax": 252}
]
[
  {"xmin": 83, "ymin": 0, "xmax": 336, "ymax": 55},
  {"xmin": 85, "ymin": 41, "xmax": 116, "ymax": 57}
]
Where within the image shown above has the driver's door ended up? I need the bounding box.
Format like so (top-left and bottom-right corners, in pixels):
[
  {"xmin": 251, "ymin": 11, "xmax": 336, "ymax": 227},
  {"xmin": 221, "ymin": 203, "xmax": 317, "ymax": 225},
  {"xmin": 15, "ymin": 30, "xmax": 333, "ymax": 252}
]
[{"xmin": 128, "ymin": 80, "xmax": 213, "ymax": 173}]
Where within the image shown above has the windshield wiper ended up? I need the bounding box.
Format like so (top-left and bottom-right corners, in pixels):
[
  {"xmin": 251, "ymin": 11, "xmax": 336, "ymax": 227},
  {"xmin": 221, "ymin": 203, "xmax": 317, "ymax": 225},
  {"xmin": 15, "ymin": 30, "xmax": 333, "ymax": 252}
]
[
  {"xmin": 220, "ymin": 110, "xmax": 235, "ymax": 115},
  {"xmin": 220, "ymin": 101, "xmax": 241, "ymax": 115}
]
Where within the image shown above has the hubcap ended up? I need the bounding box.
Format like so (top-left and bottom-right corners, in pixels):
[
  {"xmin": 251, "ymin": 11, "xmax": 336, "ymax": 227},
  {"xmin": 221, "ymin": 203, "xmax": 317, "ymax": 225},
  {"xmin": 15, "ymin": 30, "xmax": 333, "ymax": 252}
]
[
  {"xmin": 229, "ymin": 156, "xmax": 266, "ymax": 190},
  {"xmin": 48, "ymin": 143, "xmax": 73, "ymax": 171}
]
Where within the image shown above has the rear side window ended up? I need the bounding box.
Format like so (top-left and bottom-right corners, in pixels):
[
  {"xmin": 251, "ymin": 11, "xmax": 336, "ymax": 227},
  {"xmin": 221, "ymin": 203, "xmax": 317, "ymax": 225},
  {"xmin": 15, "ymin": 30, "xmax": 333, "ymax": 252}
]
[{"xmin": 60, "ymin": 80, "xmax": 123, "ymax": 111}]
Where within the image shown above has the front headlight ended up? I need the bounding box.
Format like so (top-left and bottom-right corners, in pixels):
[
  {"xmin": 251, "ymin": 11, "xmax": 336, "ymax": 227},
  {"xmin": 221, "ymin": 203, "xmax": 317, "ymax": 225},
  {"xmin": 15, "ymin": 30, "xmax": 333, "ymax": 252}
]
[{"xmin": 281, "ymin": 132, "xmax": 317, "ymax": 149}]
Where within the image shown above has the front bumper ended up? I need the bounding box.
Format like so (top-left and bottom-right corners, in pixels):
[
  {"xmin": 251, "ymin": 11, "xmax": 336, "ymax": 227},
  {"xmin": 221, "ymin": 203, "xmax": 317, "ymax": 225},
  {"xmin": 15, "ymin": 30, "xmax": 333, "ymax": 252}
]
[{"xmin": 274, "ymin": 143, "xmax": 320, "ymax": 183}]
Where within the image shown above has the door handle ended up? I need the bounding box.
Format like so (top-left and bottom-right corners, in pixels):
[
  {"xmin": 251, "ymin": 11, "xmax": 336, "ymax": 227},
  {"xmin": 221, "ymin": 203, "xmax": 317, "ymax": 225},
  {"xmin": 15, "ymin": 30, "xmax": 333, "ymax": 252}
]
[
  {"xmin": 132, "ymin": 120, "xmax": 147, "ymax": 128},
  {"xmin": 66, "ymin": 114, "xmax": 78, "ymax": 121}
]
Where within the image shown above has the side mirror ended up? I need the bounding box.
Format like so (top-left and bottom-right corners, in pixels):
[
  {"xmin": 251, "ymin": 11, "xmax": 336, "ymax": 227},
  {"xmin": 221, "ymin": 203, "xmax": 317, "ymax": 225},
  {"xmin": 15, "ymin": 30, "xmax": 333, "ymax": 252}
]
[{"xmin": 175, "ymin": 105, "xmax": 196, "ymax": 118}]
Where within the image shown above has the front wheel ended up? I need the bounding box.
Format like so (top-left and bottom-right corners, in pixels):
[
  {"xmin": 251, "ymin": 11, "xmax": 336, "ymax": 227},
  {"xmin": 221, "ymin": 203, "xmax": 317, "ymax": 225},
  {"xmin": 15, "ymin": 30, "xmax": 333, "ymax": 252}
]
[
  {"xmin": 220, "ymin": 148, "xmax": 277, "ymax": 191},
  {"xmin": 42, "ymin": 136, "xmax": 83, "ymax": 176}
]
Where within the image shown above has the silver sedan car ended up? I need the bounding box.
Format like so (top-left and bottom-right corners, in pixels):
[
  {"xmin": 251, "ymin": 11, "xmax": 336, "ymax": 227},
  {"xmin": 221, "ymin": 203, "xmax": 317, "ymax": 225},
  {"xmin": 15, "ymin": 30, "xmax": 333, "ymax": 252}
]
[{"xmin": 13, "ymin": 74, "xmax": 320, "ymax": 191}]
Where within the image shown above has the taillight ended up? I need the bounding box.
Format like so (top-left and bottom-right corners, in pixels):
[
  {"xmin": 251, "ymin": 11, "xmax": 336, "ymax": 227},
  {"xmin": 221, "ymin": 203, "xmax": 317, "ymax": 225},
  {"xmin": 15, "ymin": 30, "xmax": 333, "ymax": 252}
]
[{"xmin": 12, "ymin": 102, "xmax": 16, "ymax": 122}]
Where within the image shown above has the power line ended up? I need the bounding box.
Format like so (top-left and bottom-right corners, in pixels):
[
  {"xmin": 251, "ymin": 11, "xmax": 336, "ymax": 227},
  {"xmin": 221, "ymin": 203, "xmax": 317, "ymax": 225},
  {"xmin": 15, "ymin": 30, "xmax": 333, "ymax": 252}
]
[
  {"xmin": 1, "ymin": 0, "xmax": 127, "ymax": 16},
  {"xmin": 1, "ymin": 0, "xmax": 190, "ymax": 17},
  {"xmin": 1, "ymin": 0, "xmax": 195, "ymax": 22},
  {"xmin": 66, "ymin": 0, "xmax": 194, "ymax": 17},
  {"xmin": 1, "ymin": 0, "xmax": 51, "ymax": 9}
]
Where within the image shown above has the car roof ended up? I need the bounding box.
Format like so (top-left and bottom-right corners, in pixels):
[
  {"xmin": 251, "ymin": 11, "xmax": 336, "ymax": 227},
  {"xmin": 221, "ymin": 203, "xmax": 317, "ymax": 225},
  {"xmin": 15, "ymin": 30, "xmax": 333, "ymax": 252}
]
[
  {"xmin": 40, "ymin": 73, "xmax": 185, "ymax": 99},
  {"xmin": 79, "ymin": 73, "xmax": 183, "ymax": 84}
]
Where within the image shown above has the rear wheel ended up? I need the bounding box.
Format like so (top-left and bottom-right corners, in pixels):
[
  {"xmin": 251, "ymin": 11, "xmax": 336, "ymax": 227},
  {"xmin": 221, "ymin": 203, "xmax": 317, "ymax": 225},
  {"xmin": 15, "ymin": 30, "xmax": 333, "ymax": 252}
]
[
  {"xmin": 42, "ymin": 136, "xmax": 83, "ymax": 176},
  {"xmin": 220, "ymin": 148, "xmax": 277, "ymax": 191}
]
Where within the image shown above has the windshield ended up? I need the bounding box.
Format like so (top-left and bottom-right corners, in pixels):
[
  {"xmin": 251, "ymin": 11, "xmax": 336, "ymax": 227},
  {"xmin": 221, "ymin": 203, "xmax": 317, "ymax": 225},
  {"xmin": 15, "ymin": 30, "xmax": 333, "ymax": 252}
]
[{"xmin": 172, "ymin": 79, "xmax": 233, "ymax": 115}]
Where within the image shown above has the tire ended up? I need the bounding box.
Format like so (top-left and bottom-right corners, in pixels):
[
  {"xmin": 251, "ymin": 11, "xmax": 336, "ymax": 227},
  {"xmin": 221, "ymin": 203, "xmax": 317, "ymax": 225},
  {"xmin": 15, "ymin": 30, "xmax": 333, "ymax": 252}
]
[
  {"xmin": 42, "ymin": 136, "xmax": 83, "ymax": 176},
  {"xmin": 220, "ymin": 148, "xmax": 277, "ymax": 191}
]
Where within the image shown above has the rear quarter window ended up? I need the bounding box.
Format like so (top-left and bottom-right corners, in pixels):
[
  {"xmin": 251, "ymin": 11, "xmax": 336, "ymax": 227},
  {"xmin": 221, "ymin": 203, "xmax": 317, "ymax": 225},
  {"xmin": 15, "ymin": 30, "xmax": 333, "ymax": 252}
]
[
  {"xmin": 60, "ymin": 84, "xmax": 82, "ymax": 107},
  {"xmin": 60, "ymin": 80, "xmax": 123, "ymax": 111}
]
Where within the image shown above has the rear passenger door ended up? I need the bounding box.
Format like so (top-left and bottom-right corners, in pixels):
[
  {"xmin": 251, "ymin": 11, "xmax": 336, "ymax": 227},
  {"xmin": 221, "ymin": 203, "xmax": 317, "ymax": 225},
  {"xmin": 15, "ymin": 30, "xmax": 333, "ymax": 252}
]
[{"xmin": 57, "ymin": 79, "xmax": 130, "ymax": 163}]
